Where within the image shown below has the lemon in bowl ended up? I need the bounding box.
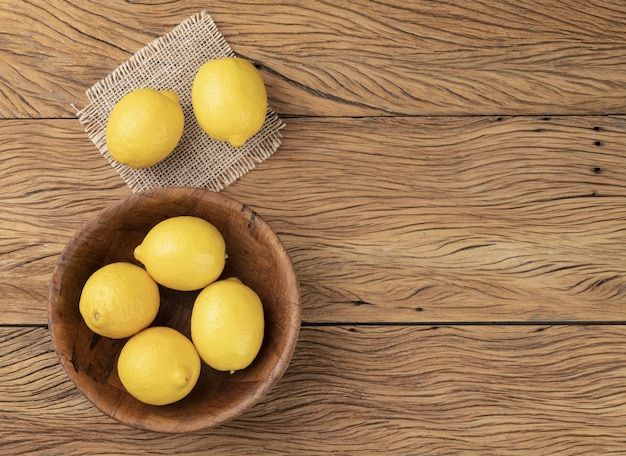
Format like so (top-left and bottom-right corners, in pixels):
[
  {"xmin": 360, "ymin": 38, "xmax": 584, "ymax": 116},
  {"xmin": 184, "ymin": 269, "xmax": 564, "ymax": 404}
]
[
  {"xmin": 78, "ymin": 262, "xmax": 160, "ymax": 339},
  {"xmin": 191, "ymin": 278, "xmax": 265, "ymax": 374},
  {"xmin": 117, "ymin": 326, "xmax": 201, "ymax": 406},
  {"xmin": 47, "ymin": 187, "xmax": 300, "ymax": 433},
  {"xmin": 134, "ymin": 216, "xmax": 226, "ymax": 291}
]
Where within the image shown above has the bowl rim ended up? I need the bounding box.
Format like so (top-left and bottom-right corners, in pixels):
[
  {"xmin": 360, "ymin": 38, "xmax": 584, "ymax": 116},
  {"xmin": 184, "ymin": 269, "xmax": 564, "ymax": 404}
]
[{"xmin": 47, "ymin": 187, "xmax": 301, "ymax": 433}]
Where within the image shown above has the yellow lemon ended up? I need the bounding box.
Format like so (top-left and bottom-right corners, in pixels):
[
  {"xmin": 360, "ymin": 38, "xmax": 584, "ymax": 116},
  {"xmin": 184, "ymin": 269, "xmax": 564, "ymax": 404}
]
[
  {"xmin": 134, "ymin": 216, "xmax": 226, "ymax": 291},
  {"xmin": 105, "ymin": 88, "xmax": 184, "ymax": 168},
  {"xmin": 191, "ymin": 57, "xmax": 267, "ymax": 147},
  {"xmin": 191, "ymin": 278, "xmax": 264, "ymax": 373},
  {"xmin": 117, "ymin": 326, "xmax": 201, "ymax": 406},
  {"xmin": 78, "ymin": 262, "xmax": 159, "ymax": 339}
]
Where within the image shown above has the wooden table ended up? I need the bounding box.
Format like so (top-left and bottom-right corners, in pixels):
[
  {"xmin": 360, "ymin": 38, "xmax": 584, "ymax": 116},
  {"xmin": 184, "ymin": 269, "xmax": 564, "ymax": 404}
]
[{"xmin": 3, "ymin": 1, "xmax": 626, "ymax": 453}]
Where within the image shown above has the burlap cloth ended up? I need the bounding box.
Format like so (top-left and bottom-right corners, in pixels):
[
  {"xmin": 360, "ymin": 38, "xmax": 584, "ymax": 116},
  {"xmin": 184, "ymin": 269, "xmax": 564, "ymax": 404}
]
[{"xmin": 75, "ymin": 11, "xmax": 284, "ymax": 193}]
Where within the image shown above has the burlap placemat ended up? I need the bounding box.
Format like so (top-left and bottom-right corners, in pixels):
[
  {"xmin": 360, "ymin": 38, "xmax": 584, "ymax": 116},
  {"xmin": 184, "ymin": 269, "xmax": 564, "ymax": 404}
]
[{"xmin": 75, "ymin": 11, "xmax": 284, "ymax": 193}]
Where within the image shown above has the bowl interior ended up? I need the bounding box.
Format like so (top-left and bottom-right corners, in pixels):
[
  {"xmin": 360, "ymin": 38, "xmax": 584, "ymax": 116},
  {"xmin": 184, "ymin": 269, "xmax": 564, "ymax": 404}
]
[{"xmin": 48, "ymin": 187, "xmax": 300, "ymax": 433}]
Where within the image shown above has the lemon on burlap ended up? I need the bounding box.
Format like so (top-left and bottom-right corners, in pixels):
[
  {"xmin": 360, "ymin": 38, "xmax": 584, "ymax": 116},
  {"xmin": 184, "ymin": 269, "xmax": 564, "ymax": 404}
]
[
  {"xmin": 134, "ymin": 216, "xmax": 226, "ymax": 291},
  {"xmin": 105, "ymin": 88, "xmax": 184, "ymax": 168},
  {"xmin": 191, "ymin": 57, "xmax": 267, "ymax": 147},
  {"xmin": 78, "ymin": 262, "xmax": 159, "ymax": 339},
  {"xmin": 191, "ymin": 278, "xmax": 265, "ymax": 373},
  {"xmin": 117, "ymin": 326, "xmax": 201, "ymax": 406}
]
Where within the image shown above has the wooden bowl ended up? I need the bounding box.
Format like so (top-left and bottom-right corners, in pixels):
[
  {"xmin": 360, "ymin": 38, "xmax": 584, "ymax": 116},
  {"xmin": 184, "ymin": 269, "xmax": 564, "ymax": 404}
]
[{"xmin": 48, "ymin": 187, "xmax": 300, "ymax": 433}]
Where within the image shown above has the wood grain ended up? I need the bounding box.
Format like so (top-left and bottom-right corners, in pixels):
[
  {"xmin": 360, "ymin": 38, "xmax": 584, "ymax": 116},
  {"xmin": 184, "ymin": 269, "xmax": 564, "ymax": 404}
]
[
  {"xmin": 2, "ymin": 0, "xmax": 626, "ymax": 118},
  {"xmin": 3, "ymin": 325, "xmax": 626, "ymax": 454},
  {"xmin": 4, "ymin": 1, "xmax": 626, "ymax": 453},
  {"xmin": 4, "ymin": 116, "xmax": 625, "ymax": 325},
  {"xmin": 0, "ymin": 119, "xmax": 128, "ymax": 324},
  {"xmin": 228, "ymin": 115, "xmax": 626, "ymax": 323}
]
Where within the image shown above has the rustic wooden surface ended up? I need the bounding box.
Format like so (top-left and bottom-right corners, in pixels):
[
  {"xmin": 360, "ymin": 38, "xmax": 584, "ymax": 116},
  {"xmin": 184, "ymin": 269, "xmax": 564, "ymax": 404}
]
[
  {"xmin": 2, "ymin": 0, "xmax": 626, "ymax": 453},
  {"xmin": 4, "ymin": 325, "xmax": 626, "ymax": 454}
]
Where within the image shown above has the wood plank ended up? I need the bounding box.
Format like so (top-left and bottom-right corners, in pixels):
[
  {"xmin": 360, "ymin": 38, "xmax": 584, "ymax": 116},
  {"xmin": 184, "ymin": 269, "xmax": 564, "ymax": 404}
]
[
  {"xmin": 3, "ymin": 325, "xmax": 626, "ymax": 454},
  {"xmin": 2, "ymin": 116, "xmax": 626, "ymax": 324},
  {"xmin": 232, "ymin": 115, "xmax": 626, "ymax": 324},
  {"xmin": 0, "ymin": 119, "xmax": 129, "ymax": 324},
  {"xmin": 2, "ymin": 0, "xmax": 626, "ymax": 118}
]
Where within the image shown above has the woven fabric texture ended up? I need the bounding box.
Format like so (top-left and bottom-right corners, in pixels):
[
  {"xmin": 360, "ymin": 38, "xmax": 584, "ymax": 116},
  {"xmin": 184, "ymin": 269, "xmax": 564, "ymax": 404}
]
[{"xmin": 76, "ymin": 11, "xmax": 284, "ymax": 193}]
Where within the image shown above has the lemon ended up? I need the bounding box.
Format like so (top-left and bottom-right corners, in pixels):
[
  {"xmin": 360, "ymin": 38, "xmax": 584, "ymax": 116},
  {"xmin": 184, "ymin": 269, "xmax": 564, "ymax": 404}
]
[
  {"xmin": 105, "ymin": 88, "xmax": 184, "ymax": 168},
  {"xmin": 78, "ymin": 262, "xmax": 159, "ymax": 339},
  {"xmin": 191, "ymin": 57, "xmax": 267, "ymax": 147},
  {"xmin": 191, "ymin": 278, "xmax": 264, "ymax": 373},
  {"xmin": 134, "ymin": 216, "xmax": 226, "ymax": 291},
  {"xmin": 117, "ymin": 326, "xmax": 201, "ymax": 406}
]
